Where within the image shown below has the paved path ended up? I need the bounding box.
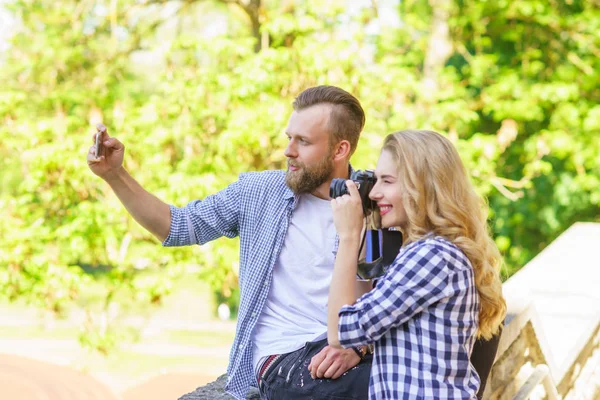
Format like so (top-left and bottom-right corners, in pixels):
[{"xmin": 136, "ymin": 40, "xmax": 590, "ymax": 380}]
[
  {"xmin": 0, "ymin": 353, "xmax": 119, "ymax": 399},
  {"xmin": 0, "ymin": 336, "xmax": 230, "ymax": 399},
  {"xmin": 122, "ymin": 373, "xmax": 216, "ymax": 400},
  {"xmin": 0, "ymin": 287, "xmax": 235, "ymax": 398},
  {"xmin": 0, "ymin": 352, "xmax": 224, "ymax": 400}
]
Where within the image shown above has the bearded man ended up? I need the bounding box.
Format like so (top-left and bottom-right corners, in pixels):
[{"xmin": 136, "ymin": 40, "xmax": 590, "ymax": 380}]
[{"xmin": 87, "ymin": 86, "xmax": 372, "ymax": 400}]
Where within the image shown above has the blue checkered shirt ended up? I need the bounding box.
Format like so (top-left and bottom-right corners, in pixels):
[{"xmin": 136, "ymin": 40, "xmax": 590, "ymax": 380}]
[
  {"xmin": 163, "ymin": 170, "xmax": 315, "ymax": 400},
  {"xmin": 338, "ymin": 236, "xmax": 481, "ymax": 399}
]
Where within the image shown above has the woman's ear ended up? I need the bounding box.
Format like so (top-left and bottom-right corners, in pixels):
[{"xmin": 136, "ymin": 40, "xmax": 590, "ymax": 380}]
[{"xmin": 333, "ymin": 140, "xmax": 351, "ymax": 161}]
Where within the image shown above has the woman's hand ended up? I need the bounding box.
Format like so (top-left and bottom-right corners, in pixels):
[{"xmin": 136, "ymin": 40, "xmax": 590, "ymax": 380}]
[{"xmin": 331, "ymin": 180, "xmax": 364, "ymax": 241}]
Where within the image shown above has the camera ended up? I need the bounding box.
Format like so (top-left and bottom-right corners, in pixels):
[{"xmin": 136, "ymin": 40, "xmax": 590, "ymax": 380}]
[
  {"xmin": 330, "ymin": 169, "xmax": 402, "ymax": 280},
  {"xmin": 330, "ymin": 169, "xmax": 377, "ymax": 214}
]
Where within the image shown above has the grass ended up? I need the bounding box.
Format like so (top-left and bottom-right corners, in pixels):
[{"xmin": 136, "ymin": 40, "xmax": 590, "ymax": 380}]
[
  {"xmin": 98, "ymin": 350, "xmax": 229, "ymax": 377},
  {"xmin": 148, "ymin": 328, "xmax": 235, "ymax": 347},
  {"xmin": 0, "ymin": 324, "xmax": 78, "ymax": 340}
]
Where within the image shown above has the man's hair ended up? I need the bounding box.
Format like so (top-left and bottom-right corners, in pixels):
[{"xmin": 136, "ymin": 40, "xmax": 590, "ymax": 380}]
[{"xmin": 292, "ymin": 86, "xmax": 365, "ymax": 156}]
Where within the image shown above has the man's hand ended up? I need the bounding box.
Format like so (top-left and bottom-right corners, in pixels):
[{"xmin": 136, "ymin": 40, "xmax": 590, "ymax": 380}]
[
  {"xmin": 87, "ymin": 124, "xmax": 125, "ymax": 181},
  {"xmin": 85, "ymin": 123, "xmax": 171, "ymax": 241},
  {"xmin": 307, "ymin": 345, "xmax": 360, "ymax": 380}
]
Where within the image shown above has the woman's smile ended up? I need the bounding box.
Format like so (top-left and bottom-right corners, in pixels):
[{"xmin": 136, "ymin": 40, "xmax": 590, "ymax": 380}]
[{"xmin": 378, "ymin": 204, "xmax": 393, "ymax": 216}]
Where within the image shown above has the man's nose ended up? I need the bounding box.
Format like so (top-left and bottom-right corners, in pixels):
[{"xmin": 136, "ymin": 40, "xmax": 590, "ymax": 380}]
[{"xmin": 284, "ymin": 142, "xmax": 297, "ymax": 158}]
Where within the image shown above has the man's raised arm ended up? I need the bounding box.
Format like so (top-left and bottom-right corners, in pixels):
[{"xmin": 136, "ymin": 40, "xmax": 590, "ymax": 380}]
[{"xmin": 87, "ymin": 125, "xmax": 171, "ymax": 242}]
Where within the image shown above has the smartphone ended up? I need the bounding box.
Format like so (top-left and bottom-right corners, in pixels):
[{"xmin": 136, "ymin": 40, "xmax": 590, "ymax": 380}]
[{"xmin": 95, "ymin": 124, "xmax": 106, "ymax": 159}]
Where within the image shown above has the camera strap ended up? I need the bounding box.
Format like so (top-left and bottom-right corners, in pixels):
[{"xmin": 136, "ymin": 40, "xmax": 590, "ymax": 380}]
[{"xmin": 356, "ymin": 229, "xmax": 403, "ymax": 280}]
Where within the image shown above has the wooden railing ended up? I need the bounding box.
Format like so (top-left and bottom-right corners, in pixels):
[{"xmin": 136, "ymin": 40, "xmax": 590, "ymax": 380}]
[{"xmin": 483, "ymin": 223, "xmax": 600, "ymax": 400}]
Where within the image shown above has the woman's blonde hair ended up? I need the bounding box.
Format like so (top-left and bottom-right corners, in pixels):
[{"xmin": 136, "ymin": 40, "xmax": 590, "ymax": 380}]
[{"xmin": 383, "ymin": 130, "xmax": 506, "ymax": 339}]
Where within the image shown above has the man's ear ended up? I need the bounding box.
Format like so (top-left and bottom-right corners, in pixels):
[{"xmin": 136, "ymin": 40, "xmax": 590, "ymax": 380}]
[{"xmin": 333, "ymin": 140, "xmax": 351, "ymax": 161}]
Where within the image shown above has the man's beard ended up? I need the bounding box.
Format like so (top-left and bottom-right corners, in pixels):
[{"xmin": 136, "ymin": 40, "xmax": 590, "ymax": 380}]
[{"xmin": 285, "ymin": 153, "xmax": 334, "ymax": 194}]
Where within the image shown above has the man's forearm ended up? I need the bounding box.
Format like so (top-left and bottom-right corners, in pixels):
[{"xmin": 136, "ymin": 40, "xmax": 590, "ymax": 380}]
[{"xmin": 105, "ymin": 167, "xmax": 172, "ymax": 242}]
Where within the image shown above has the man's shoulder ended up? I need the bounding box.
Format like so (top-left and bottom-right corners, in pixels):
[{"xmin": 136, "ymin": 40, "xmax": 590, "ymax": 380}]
[
  {"xmin": 236, "ymin": 170, "xmax": 291, "ymax": 202},
  {"xmin": 239, "ymin": 169, "xmax": 286, "ymax": 185}
]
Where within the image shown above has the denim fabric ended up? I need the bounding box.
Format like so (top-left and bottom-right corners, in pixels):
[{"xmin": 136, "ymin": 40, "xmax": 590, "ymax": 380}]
[{"xmin": 259, "ymin": 339, "xmax": 371, "ymax": 400}]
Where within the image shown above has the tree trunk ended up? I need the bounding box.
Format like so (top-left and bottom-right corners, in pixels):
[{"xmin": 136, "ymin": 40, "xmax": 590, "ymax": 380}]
[
  {"xmin": 423, "ymin": 0, "xmax": 453, "ymax": 95},
  {"xmin": 233, "ymin": 0, "xmax": 263, "ymax": 53}
]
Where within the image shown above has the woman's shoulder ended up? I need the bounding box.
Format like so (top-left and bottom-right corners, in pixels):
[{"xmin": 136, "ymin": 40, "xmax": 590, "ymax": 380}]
[{"xmin": 398, "ymin": 235, "xmax": 471, "ymax": 272}]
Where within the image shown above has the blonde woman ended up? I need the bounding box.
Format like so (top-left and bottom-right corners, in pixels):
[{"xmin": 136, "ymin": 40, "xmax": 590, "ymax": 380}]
[{"xmin": 327, "ymin": 130, "xmax": 506, "ymax": 399}]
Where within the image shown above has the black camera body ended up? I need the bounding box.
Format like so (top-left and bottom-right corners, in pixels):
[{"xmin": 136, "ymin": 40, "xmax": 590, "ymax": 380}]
[
  {"xmin": 330, "ymin": 169, "xmax": 403, "ymax": 280},
  {"xmin": 329, "ymin": 169, "xmax": 377, "ymax": 214}
]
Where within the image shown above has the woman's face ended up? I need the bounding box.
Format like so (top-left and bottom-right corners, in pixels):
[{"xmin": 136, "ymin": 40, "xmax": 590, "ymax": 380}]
[{"xmin": 369, "ymin": 149, "xmax": 408, "ymax": 230}]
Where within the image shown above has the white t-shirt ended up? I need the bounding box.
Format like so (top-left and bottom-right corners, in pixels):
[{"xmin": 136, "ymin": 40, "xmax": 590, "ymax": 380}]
[{"xmin": 251, "ymin": 193, "xmax": 336, "ymax": 372}]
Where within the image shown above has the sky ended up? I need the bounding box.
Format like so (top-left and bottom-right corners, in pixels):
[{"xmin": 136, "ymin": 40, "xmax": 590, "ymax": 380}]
[{"xmin": 0, "ymin": 0, "xmax": 16, "ymax": 55}]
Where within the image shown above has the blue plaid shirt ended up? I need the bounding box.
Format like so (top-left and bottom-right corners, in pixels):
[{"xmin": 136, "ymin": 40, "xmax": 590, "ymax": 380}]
[
  {"xmin": 163, "ymin": 170, "xmax": 322, "ymax": 400},
  {"xmin": 338, "ymin": 236, "xmax": 481, "ymax": 399}
]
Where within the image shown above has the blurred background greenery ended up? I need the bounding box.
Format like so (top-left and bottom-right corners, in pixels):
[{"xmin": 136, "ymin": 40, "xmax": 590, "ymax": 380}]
[{"xmin": 0, "ymin": 0, "xmax": 598, "ymax": 355}]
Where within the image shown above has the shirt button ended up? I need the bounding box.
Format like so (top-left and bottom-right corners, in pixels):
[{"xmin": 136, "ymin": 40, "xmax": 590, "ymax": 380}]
[
  {"xmin": 264, "ymin": 281, "xmax": 268, "ymax": 286},
  {"xmin": 239, "ymin": 344, "xmax": 244, "ymax": 349},
  {"xmin": 251, "ymin": 312, "xmax": 257, "ymax": 317}
]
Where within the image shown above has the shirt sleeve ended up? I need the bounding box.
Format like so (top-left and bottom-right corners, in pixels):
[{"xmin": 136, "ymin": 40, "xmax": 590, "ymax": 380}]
[
  {"xmin": 338, "ymin": 242, "xmax": 458, "ymax": 347},
  {"xmin": 162, "ymin": 177, "xmax": 242, "ymax": 247}
]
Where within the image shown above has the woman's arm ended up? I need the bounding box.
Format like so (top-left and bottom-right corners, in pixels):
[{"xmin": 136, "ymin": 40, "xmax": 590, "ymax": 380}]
[
  {"xmin": 337, "ymin": 242, "xmax": 462, "ymax": 347},
  {"xmin": 328, "ymin": 180, "xmax": 365, "ymax": 348},
  {"xmin": 355, "ymin": 280, "xmax": 373, "ymax": 298},
  {"xmin": 328, "ymin": 236, "xmax": 362, "ymax": 348}
]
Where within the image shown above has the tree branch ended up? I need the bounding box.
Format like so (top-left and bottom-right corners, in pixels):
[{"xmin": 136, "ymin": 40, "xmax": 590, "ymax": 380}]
[{"xmin": 490, "ymin": 177, "xmax": 524, "ymax": 201}]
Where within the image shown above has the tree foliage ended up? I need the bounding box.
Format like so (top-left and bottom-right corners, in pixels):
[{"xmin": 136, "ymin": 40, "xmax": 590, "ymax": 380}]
[{"xmin": 0, "ymin": 0, "xmax": 598, "ymax": 351}]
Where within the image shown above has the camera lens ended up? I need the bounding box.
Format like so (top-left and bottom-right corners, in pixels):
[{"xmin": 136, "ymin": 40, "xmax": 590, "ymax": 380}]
[{"xmin": 329, "ymin": 178, "xmax": 348, "ymax": 199}]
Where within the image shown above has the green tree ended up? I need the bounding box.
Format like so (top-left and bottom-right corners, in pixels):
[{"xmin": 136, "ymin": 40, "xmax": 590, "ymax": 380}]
[{"xmin": 1, "ymin": 0, "xmax": 598, "ymax": 351}]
